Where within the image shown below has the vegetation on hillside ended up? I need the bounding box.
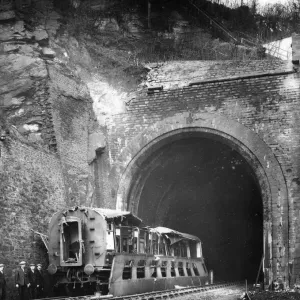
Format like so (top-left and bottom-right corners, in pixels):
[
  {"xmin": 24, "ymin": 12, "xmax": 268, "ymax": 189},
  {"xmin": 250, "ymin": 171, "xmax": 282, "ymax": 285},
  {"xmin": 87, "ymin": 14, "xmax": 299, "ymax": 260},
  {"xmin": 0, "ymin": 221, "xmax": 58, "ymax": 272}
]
[
  {"xmin": 54, "ymin": 0, "xmax": 272, "ymax": 59},
  {"xmin": 196, "ymin": 0, "xmax": 300, "ymax": 42},
  {"xmin": 49, "ymin": 0, "xmax": 297, "ymax": 94}
]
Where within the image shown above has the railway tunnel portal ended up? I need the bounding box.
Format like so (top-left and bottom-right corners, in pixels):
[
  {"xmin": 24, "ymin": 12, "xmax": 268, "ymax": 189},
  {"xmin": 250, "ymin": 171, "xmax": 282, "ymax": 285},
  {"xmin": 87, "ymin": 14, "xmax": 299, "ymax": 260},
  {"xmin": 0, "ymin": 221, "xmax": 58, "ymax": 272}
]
[{"xmin": 113, "ymin": 113, "xmax": 288, "ymax": 287}]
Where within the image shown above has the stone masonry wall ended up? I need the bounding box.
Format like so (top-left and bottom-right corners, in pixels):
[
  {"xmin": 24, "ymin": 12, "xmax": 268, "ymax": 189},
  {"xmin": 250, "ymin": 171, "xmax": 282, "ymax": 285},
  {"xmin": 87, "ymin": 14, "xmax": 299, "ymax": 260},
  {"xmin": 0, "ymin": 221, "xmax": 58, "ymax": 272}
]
[
  {"xmin": 0, "ymin": 3, "xmax": 98, "ymax": 209},
  {"xmin": 106, "ymin": 60, "xmax": 300, "ymax": 284},
  {"xmin": 51, "ymin": 90, "xmax": 94, "ymax": 207},
  {"xmin": 45, "ymin": 54, "xmax": 99, "ymax": 207},
  {"xmin": 0, "ymin": 133, "xmax": 66, "ymax": 299},
  {"xmin": 0, "ymin": 4, "xmax": 97, "ymax": 297}
]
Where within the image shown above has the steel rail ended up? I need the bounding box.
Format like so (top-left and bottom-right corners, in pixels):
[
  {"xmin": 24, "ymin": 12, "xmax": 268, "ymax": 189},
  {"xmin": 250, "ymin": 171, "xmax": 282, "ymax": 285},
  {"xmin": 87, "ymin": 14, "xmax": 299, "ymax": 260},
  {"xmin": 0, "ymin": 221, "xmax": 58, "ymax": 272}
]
[{"xmin": 36, "ymin": 282, "xmax": 244, "ymax": 300}]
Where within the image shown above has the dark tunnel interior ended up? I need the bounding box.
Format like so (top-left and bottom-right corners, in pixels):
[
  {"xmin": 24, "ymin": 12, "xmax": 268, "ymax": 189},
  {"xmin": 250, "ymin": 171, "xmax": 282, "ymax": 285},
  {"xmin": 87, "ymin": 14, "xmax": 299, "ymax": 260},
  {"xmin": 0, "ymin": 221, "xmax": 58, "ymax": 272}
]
[{"xmin": 135, "ymin": 136, "xmax": 263, "ymax": 282}]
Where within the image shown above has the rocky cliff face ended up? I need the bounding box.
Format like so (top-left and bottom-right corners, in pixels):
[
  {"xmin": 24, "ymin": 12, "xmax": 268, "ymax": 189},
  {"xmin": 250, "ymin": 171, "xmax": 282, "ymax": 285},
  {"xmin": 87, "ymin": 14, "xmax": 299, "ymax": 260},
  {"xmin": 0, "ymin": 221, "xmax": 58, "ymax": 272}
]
[{"xmin": 0, "ymin": 1, "xmax": 96, "ymax": 293}]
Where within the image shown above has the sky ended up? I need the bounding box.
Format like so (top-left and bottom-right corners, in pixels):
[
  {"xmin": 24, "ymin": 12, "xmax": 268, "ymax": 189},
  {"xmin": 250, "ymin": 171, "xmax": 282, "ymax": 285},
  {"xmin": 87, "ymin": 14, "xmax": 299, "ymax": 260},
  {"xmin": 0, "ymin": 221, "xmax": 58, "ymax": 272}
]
[
  {"xmin": 258, "ymin": 0, "xmax": 288, "ymax": 4},
  {"xmin": 218, "ymin": 0, "xmax": 290, "ymax": 7}
]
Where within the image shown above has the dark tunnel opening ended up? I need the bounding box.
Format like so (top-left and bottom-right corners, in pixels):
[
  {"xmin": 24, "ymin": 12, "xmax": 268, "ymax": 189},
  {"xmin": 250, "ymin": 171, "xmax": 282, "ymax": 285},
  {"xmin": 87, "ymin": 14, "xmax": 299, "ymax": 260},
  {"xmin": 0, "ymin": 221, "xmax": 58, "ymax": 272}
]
[{"xmin": 135, "ymin": 136, "xmax": 263, "ymax": 283}]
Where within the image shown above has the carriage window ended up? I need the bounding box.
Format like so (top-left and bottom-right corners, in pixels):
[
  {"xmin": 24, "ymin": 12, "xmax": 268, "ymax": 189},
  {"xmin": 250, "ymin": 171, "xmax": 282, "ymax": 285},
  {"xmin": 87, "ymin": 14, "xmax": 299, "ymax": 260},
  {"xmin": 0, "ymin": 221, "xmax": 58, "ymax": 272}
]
[
  {"xmin": 190, "ymin": 242, "xmax": 197, "ymax": 258},
  {"xmin": 115, "ymin": 228, "xmax": 121, "ymax": 253},
  {"xmin": 173, "ymin": 242, "xmax": 188, "ymax": 257},
  {"xmin": 61, "ymin": 219, "xmax": 82, "ymax": 264},
  {"xmin": 139, "ymin": 230, "xmax": 146, "ymax": 254},
  {"xmin": 170, "ymin": 246, "xmax": 175, "ymax": 256},
  {"xmin": 186, "ymin": 243, "xmax": 191, "ymax": 258},
  {"xmin": 121, "ymin": 227, "xmax": 133, "ymax": 253},
  {"xmin": 131, "ymin": 228, "xmax": 139, "ymax": 253},
  {"xmin": 164, "ymin": 242, "xmax": 170, "ymax": 256},
  {"xmin": 137, "ymin": 260, "xmax": 145, "ymax": 279},
  {"xmin": 122, "ymin": 238, "xmax": 128, "ymax": 252},
  {"xmin": 159, "ymin": 238, "xmax": 166, "ymax": 255},
  {"xmin": 178, "ymin": 262, "xmax": 185, "ymax": 276},
  {"xmin": 161, "ymin": 261, "xmax": 167, "ymax": 278},
  {"xmin": 193, "ymin": 263, "xmax": 200, "ymax": 276},
  {"xmin": 154, "ymin": 244, "xmax": 158, "ymax": 255},
  {"xmin": 107, "ymin": 222, "xmax": 112, "ymax": 230},
  {"xmin": 174, "ymin": 244, "xmax": 180, "ymax": 257},
  {"xmin": 186, "ymin": 263, "xmax": 192, "ymax": 276},
  {"xmin": 202, "ymin": 262, "xmax": 208, "ymax": 274},
  {"xmin": 106, "ymin": 231, "xmax": 114, "ymax": 250},
  {"xmin": 180, "ymin": 243, "xmax": 187, "ymax": 258},
  {"xmin": 152, "ymin": 234, "xmax": 158, "ymax": 255},
  {"xmin": 122, "ymin": 260, "xmax": 132, "ymax": 280},
  {"xmin": 196, "ymin": 242, "xmax": 202, "ymax": 258},
  {"xmin": 171, "ymin": 261, "xmax": 176, "ymax": 277},
  {"xmin": 150, "ymin": 260, "xmax": 157, "ymax": 278}
]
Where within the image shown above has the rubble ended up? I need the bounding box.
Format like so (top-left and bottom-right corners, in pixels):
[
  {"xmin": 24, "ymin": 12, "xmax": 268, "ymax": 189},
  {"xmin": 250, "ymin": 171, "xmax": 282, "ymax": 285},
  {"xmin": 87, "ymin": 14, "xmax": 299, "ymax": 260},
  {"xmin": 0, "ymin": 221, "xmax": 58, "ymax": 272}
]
[
  {"xmin": 41, "ymin": 46, "xmax": 55, "ymax": 58},
  {"xmin": 0, "ymin": 10, "xmax": 15, "ymax": 21},
  {"xmin": 249, "ymin": 290, "xmax": 300, "ymax": 300}
]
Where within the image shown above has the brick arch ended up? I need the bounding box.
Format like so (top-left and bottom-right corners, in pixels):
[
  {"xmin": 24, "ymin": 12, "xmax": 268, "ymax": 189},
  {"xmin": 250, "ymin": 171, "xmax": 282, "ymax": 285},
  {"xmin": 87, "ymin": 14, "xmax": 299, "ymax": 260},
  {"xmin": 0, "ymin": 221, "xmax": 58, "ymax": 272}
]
[{"xmin": 112, "ymin": 112, "xmax": 288, "ymax": 285}]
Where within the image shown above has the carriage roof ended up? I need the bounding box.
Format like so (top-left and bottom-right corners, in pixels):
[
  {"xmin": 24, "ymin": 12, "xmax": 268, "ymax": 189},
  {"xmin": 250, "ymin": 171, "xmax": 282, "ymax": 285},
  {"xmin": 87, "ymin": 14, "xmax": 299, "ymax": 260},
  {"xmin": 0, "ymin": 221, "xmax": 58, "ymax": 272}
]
[
  {"xmin": 150, "ymin": 226, "xmax": 201, "ymax": 245},
  {"xmin": 50, "ymin": 207, "xmax": 200, "ymax": 243},
  {"xmin": 92, "ymin": 207, "xmax": 142, "ymax": 226},
  {"xmin": 50, "ymin": 206, "xmax": 142, "ymax": 226}
]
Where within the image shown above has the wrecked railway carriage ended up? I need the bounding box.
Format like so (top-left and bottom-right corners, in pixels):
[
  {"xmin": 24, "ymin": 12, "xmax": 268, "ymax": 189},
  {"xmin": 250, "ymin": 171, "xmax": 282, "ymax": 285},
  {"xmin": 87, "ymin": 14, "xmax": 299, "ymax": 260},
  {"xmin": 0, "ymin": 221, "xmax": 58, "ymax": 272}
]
[{"xmin": 47, "ymin": 206, "xmax": 210, "ymax": 297}]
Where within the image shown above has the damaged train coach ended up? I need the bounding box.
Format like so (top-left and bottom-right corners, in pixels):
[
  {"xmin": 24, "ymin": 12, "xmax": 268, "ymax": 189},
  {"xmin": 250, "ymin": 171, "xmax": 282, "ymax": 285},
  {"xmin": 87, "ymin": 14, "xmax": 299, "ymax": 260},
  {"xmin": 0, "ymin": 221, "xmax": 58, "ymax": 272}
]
[{"xmin": 47, "ymin": 206, "xmax": 210, "ymax": 297}]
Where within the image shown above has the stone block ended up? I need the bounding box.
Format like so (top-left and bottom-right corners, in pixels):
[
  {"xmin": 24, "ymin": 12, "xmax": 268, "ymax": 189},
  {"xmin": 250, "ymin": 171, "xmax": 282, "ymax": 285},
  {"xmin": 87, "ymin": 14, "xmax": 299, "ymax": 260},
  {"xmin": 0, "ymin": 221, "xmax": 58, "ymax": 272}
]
[
  {"xmin": 42, "ymin": 47, "xmax": 56, "ymax": 58},
  {"xmin": 49, "ymin": 65, "xmax": 89, "ymax": 100},
  {"xmin": 28, "ymin": 132, "xmax": 42, "ymax": 143},
  {"xmin": 3, "ymin": 43, "xmax": 19, "ymax": 53},
  {"xmin": 33, "ymin": 29, "xmax": 49, "ymax": 41},
  {"xmin": 0, "ymin": 10, "xmax": 15, "ymax": 21},
  {"xmin": 13, "ymin": 21, "xmax": 24, "ymax": 34},
  {"xmin": 95, "ymin": 17, "xmax": 119, "ymax": 32},
  {"xmin": 19, "ymin": 44, "xmax": 34, "ymax": 55}
]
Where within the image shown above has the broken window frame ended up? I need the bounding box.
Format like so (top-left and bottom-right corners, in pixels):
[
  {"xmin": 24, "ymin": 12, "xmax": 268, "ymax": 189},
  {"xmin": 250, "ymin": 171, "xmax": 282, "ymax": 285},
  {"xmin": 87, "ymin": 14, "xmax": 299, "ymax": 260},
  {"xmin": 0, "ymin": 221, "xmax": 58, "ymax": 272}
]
[
  {"xmin": 122, "ymin": 260, "xmax": 133, "ymax": 280},
  {"xmin": 60, "ymin": 216, "xmax": 83, "ymax": 266},
  {"xmin": 106, "ymin": 222, "xmax": 115, "ymax": 251},
  {"xmin": 139, "ymin": 229, "xmax": 148, "ymax": 254}
]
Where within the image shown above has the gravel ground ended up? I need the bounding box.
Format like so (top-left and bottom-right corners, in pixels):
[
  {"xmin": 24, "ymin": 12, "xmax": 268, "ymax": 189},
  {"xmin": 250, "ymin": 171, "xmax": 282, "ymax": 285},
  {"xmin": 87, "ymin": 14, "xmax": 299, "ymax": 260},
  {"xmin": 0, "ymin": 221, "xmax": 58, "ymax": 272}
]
[
  {"xmin": 249, "ymin": 290, "xmax": 300, "ymax": 300},
  {"xmin": 175, "ymin": 285, "xmax": 300, "ymax": 300},
  {"xmin": 177, "ymin": 285, "xmax": 246, "ymax": 300}
]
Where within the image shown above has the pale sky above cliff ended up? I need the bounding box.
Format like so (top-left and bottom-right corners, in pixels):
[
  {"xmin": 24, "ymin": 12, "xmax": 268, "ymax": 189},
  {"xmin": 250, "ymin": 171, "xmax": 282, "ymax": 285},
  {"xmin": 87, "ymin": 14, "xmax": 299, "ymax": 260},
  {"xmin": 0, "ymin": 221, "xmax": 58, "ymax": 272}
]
[
  {"xmin": 259, "ymin": 0, "xmax": 288, "ymax": 4},
  {"xmin": 218, "ymin": 0, "xmax": 289, "ymax": 7}
]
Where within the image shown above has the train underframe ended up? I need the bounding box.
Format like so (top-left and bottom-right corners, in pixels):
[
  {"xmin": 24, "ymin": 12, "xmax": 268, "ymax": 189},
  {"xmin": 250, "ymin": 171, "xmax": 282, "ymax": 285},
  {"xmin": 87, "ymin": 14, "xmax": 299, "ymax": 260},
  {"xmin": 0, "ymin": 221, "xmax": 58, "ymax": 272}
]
[{"xmin": 53, "ymin": 254, "xmax": 210, "ymax": 297}]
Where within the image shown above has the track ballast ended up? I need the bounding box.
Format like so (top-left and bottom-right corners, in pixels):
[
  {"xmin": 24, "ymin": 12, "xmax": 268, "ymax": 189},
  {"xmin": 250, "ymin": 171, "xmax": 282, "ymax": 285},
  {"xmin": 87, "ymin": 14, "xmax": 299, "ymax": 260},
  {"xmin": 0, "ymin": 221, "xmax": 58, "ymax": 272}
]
[{"xmin": 37, "ymin": 282, "xmax": 244, "ymax": 300}]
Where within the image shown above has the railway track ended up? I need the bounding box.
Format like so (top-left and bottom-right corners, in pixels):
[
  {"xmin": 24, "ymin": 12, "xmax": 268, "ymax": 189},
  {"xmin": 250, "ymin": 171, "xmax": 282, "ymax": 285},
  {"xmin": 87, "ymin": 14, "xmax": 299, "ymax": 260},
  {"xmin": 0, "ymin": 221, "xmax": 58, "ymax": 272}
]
[{"xmin": 37, "ymin": 282, "xmax": 244, "ymax": 300}]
